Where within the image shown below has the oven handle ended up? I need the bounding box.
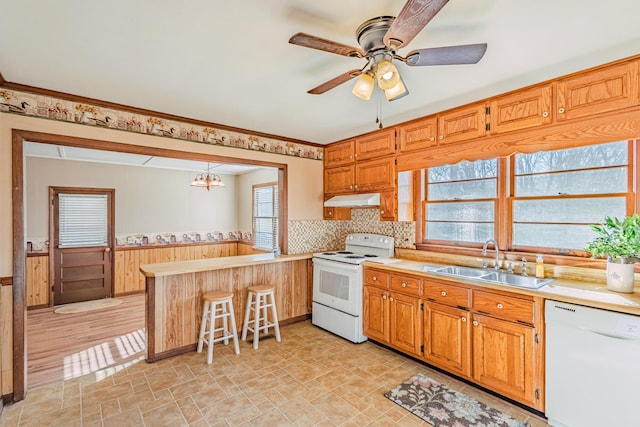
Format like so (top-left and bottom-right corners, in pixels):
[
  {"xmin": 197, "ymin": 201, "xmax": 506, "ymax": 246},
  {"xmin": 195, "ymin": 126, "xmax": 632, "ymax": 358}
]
[{"xmin": 312, "ymin": 257, "xmax": 360, "ymax": 272}]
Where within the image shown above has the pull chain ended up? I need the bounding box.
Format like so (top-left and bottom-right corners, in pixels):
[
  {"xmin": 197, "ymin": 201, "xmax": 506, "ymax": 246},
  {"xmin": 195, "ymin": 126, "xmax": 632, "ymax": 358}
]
[{"xmin": 375, "ymin": 91, "xmax": 384, "ymax": 129}]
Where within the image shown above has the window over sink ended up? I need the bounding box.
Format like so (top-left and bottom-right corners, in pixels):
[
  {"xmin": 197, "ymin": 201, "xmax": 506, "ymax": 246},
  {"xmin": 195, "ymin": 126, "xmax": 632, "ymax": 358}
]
[{"xmin": 419, "ymin": 140, "xmax": 634, "ymax": 257}]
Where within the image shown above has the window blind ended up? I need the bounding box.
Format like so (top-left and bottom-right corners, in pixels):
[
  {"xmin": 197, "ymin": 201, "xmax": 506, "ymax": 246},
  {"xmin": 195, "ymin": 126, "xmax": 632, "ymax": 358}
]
[
  {"xmin": 253, "ymin": 184, "xmax": 278, "ymax": 251},
  {"xmin": 58, "ymin": 193, "xmax": 108, "ymax": 248}
]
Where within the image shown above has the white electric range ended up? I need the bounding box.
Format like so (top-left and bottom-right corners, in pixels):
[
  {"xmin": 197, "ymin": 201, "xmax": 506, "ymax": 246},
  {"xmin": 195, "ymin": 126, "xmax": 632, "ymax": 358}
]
[{"xmin": 312, "ymin": 233, "xmax": 395, "ymax": 343}]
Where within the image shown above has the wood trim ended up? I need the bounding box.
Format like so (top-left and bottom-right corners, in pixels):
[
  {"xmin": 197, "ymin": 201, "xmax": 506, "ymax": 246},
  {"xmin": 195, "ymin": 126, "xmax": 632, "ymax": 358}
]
[
  {"xmin": 0, "ymin": 80, "xmax": 321, "ymax": 148},
  {"xmin": 145, "ymin": 276, "xmax": 156, "ymax": 362},
  {"xmin": 11, "ymin": 131, "xmax": 26, "ymax": 401},
  {"xmin": 279, "ymin": 167, "xmax": 289, "ymax": 254},
  {"xmin": 0, "ymin": 277, "xmax": 12, "ymax": 286},
  {"xmin": 2, "ymin": 393, "xmax": 14, "ymax": 405}
]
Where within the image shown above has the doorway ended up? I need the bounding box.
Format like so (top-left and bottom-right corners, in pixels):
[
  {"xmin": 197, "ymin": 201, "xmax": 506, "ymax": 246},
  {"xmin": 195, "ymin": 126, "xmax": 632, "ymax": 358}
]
[{"xmin": 49, "ymin": 187, "xmax": 115, "ymax": 305}]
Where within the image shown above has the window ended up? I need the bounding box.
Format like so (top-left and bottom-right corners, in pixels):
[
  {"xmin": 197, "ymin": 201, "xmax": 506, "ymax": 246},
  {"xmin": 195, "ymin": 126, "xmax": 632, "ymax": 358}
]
[
  {"xmin": 419, "ymin": 140, "xmax": 634, "ymax": 256},
  {"xmin": 253, "ymin": 183, "xmax": 278, "ymax": 251},
  {"xmin": 425, "ymin": 159, "xmax": 498, "ymax": 244},
  {"xmin": 511, "ymin": 141, "xmax": 631, "ymax": 253},
  {"xmin": 58, "ymin": 193, "xmax": 108, "ymax": 248}
]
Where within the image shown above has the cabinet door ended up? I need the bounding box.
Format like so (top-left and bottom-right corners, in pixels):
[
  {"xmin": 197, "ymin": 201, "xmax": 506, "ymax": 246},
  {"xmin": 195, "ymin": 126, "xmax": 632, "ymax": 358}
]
[
  {"xmin": 437, "ymin": 103, "xmax": 487, "ymax": 145},
  {"xmin": 363, "ymin": 286, "xmax": 389, "ymax": 343},
  {"xmin": 355, "ymin": 129, "xmax": 396, "ymax": 161},
  {"xmin": 556, "ymin": 60, "xmax": 639, "ymax": 121},
  {"xmin": 324, "ymin": 139, "xmax": 355, "ymax": 167},
  {"xmin": 389, "ymin": 292, "xmax": 421, "ymax": 356},
  {"xmin": 423, "ymin": 302, "xmax": 471, "ymax": 378},
  {"xmin": 324, "ymin": 165, "xmax": 355, "ymax": 194},
  {"xmin": 399, "ymin": 116, "xmax": 438, "ymax": 153},
  {"xmin": 472, "ymin": 314, "xmax": 538, "ymax": 408},
  {"xmin": 355, "ymin": 157, "xmax": 395, "ymax": 192},
  {"xmin": 323, "ymin": 205, "xmax": 351, "ymax": 220},
  {"xmin": 379, "ymin": 189, "xmax": 396, "ymax": 221},
  {"xmin": 26, "ymin": 255, "xmax": 50, "ymax": 307},
  {"xmin": 489, "ymin": 84, "xmax": 553, "ymax": 134}
]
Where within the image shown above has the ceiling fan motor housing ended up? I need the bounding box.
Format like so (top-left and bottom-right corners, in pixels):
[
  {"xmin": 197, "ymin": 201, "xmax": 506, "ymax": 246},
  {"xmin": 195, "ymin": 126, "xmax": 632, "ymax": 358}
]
[{"xmin": 356, "ymin": 16, "xmax": 395, "ymax": 57}]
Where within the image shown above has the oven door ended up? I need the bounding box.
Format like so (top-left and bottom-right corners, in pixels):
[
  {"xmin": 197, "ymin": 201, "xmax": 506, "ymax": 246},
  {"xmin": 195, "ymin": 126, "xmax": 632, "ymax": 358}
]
[{"xmin": 312, "ymin": 257, "xmax": 362, "ymax": 316}]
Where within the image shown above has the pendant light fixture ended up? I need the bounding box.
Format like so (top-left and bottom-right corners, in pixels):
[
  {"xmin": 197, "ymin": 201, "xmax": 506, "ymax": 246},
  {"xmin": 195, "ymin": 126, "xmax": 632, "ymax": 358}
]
[
  {"xmin": 351, "ymin": 53, "xmax": 408, "ymax": 102},
  {"xmin": 191, "ymin": 163, "xmax": 225, "ymax": 191}
]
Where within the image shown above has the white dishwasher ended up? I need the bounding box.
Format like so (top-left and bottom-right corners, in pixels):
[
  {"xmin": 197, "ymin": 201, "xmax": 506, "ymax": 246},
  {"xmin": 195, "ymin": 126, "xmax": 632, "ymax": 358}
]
[{"xmin": 545, "ymin": 300, "xmax": 640, "ymax": 427}]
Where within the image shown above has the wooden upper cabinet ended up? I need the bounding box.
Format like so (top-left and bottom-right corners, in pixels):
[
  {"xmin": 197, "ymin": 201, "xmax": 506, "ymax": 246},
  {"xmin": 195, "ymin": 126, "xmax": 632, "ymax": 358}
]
[
  {"xmin": 437, "ymin": 103, "xmax": 487, "ymax": 145},
  {"xmin": 398, "ymin": 116, "xmax": 438, "ymax": 153},
  {"xmin": 324, "ymin": 139, "xmax": 355, "ymax": 167},
  {"xmin": 355, "ymin": 128, "xmax": 396, "ymax": 161},
  {"xmin": 556, "ymin": 60, "xmax": 639, "ymax": 121},
  {"xmin": 489, "ymin": 84, "xmax": 553, "ymax": 134},
  {"xmin": 324, "ymin": 164, "xmax": 354, "ymax": 194},
  {"xmin": 355, "ymin": 157, "xmax": 395, "ymax": 192},
  {"xmin": 379, "ymin": 189, "xmax": 397, "ymax": 221}
]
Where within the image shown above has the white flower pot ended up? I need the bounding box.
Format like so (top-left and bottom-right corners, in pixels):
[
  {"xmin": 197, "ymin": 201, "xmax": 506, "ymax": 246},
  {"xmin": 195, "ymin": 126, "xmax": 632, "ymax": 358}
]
[{"xmin": 606, "ymin": 261, "xmax": 635, "ymax": 293}]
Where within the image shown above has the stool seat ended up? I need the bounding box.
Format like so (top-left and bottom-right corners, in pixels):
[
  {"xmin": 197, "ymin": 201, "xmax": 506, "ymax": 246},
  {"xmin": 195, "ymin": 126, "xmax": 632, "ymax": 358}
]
[
  {"xmin": 203, "ymin": 291, "xmax": 233, "ymax": 302},
  {"xmin": 197, "ymin": 291, "xmax": 240, "ymax": 364},
  {"xmin": 241, "ymin": 286, "xmax": 281, "ymax": 349}
]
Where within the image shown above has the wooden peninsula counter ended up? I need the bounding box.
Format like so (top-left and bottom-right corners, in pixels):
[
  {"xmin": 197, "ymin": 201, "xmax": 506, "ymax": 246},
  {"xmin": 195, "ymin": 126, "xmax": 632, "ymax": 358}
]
[{"xmin": 140, "ymin": 253, "xmax": 312, "ymax": 361}]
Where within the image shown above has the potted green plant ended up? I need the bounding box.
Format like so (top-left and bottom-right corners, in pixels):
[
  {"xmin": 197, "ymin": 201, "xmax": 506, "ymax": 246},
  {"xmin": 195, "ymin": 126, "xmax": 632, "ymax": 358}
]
[{"xmin": 585, "ymin": 214, "xmax": 640, "ymax": 293}]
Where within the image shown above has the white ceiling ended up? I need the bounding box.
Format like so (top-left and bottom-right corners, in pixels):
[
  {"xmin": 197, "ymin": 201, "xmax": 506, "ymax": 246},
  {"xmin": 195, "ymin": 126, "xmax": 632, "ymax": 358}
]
[
  {"xmin": 24, "ymin": 142, "xmax": 262, "ymax": 175},
  {"xmin": 2, "ymin": 1, "xmax": 640, "ymax": 144}
]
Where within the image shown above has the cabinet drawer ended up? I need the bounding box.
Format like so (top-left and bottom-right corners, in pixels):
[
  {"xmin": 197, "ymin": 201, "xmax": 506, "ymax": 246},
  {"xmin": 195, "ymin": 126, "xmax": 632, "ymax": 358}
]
[
  {"xmin": 472, "ymin": 290, "xmax": 534, "ymax": 324},
  {"xmin": 364, "ymin": 269, "xmax": 390, "ymax": 289},
  {"xmin": 390, "ymin": 274, "xmax": 421, "ymax": 296},
  {"xmin": 423, "ymin": 282, "xmax": 470, "ymax": 308}
]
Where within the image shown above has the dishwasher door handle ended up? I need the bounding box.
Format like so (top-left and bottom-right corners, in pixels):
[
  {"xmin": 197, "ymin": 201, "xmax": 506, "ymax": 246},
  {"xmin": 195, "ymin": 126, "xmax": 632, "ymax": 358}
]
[{"xmin": 581, "ymin": 327, "xmax": 640, "ymax": 342}]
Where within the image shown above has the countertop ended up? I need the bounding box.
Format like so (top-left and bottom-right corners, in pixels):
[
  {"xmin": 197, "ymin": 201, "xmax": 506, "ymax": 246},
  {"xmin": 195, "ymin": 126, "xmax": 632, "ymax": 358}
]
[
  {"xmin": 139, "ymin": 252, "xmax": 313, "ymax": 277},
  {"xmin": 364, "ymin": 259, "xmax": 640, "ymax": 316}
]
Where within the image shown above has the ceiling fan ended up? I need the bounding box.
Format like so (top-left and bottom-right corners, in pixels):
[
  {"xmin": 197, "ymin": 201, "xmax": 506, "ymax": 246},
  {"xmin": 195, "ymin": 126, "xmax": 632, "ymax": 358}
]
[{"xmin": 288, "ymin": 0, "xmax": 487, "ymax": 101}]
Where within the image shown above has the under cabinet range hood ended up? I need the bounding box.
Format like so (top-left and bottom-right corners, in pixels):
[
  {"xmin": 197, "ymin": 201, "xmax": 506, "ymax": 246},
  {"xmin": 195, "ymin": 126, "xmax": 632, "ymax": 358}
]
[{"xmin": 324, "ymin": 193, "xmax": 380, "ymax": 208}]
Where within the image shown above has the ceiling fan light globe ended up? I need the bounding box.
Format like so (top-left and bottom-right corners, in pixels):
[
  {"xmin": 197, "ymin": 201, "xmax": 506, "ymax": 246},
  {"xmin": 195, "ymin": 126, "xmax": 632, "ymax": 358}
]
[
  {"xmin": 351, "ymin": 73, "xmax": 375, "ymax": 100},
  {"xmin": 385, "ymin": 77, "xmax": 409, "ymax": 101},
  {"xmin": 376, "ymin": 59, "xmax": 400, "ymax": 90}
]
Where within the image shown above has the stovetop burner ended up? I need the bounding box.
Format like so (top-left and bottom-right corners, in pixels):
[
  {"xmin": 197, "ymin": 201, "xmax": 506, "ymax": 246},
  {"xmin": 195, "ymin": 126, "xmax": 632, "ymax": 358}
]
[
  {"xmin": 322, "ymin": 252, "xmax": 337, "ymax": 255},
  {"xmin": 336, "ymin": 251, "xmax": 353, "ymax": 254},
  {"xmin": 363, "ymin": 254, "xmax": 378, "ymax": 258},
  {"xmin": 345, "ymin": 255, "xmax": 365, "ymax": 259}
]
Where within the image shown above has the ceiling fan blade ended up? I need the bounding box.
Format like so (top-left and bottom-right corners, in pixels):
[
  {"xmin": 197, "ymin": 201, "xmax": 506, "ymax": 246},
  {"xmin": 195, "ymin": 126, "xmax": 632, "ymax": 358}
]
[
  {"xmin": 384, "ymin": 0, "xmax": 449, "ymax": 49},
  {"xmin": 308, "ymin": 69, "xmax": 362, "ymax": 94},
  {"xmin": 405, "ymin": 43, "xmax": 487, "ymax": 66},
  {"xmin": 289, "ymin": 33, "xmax": 364, "ymax": 58}
]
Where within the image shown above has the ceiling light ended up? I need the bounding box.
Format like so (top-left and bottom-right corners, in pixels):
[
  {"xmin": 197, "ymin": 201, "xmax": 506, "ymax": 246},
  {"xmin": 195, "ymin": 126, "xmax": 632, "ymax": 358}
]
[
  {"xmin": 191, "ymin": 163, "xmax": 225, "ymax": 191},
  {"xmin": 351, "ymin": 72, "xmax": 375, "ymax": 100},
  {"xmin": 384, "ymin": 75, "xmax": 409, "ymax": 101},
  {"xmin": 375, "ymin": 59, "xmax": 400, "ymax": 90}
]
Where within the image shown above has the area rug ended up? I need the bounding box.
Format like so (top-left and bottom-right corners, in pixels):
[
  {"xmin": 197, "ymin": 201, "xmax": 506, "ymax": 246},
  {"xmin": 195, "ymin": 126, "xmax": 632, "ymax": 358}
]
[
  {"xmin": 385, "ymin": 373, "xmax": 528, "ymax": 427},
  {"xmin": 54, "ymin": 298, "xmax": 123, "ymax": 314}
]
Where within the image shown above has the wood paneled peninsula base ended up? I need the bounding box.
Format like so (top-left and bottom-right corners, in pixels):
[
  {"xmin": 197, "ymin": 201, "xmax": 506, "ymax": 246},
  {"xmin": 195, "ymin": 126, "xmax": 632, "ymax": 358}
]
[{"xmin": 140, "ymin": 253, "xmax": 312, "ymax": 362}]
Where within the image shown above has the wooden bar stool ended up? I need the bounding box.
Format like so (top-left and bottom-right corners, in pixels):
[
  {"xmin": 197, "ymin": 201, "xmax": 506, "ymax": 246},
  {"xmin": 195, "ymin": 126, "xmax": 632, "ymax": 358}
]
[
  {"xmin": 197, "ymin": 291, "xmax": 240, "ymax": 364},
  {"xmin": 241, "ymin": 285, "xmax": 281, "ymax": 349}
]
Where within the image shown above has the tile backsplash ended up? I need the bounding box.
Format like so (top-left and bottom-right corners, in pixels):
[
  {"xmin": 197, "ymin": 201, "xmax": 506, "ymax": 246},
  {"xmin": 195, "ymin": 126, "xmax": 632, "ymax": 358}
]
[{"xmin": 288, "ymin": 208, "xmax": 415, "ymax": 254}]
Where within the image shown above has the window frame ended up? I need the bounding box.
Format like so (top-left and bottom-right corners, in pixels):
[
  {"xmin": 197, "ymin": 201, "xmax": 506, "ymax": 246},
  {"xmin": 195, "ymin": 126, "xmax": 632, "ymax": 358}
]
[
  {"xmin": 416, "ymin": 140, "xmax": 636, "ymax": 259},
  {"xmin": 252, "ymin": 181, "xmax": 279, "ymax": 251}
]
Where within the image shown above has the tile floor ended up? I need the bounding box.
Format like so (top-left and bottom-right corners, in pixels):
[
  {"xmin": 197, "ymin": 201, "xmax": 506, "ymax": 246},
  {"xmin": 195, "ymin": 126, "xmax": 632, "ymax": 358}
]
[{"xmin": 1, "ymin": 321, "xmax": 549, "ymax": 426}]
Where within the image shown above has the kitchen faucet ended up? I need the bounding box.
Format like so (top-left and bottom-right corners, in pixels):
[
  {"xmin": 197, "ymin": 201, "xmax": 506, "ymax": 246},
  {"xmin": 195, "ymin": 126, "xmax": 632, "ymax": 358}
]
[{"xmin": 482, "ymin": 239, "xmax": 500, "ymax": 270}]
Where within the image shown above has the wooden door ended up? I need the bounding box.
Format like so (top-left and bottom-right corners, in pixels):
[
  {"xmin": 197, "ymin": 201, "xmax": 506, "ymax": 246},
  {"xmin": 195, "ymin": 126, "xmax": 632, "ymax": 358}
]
[
  {"xmin": 398, "ymin": 115, "xmax": 438, "ymax": 153},
  {"xmin": 471, "ymin": 314, "xmax": 537, "ymax": 408},
  {"xmin": 324, "ymin": 165, "xmax": 355, "ymax": 194},
  {"xmin": 437, "ymin": 103, "xmax": 487, "ymax": 144},
  {"xmin": 488, "ymin": 84, "xmax": 553, "ymax": 134},
  {"xmin": 389, "ymin": 292, "xmax": 421, "ymax": 356},
  {"xmin": 379, "ymin": 189, "xmax": 396, "ymax": 221},
  {"xmin": 423, "ymin": 302, "xmax": 471, "ymax": 378},
  {"xmin": 355, "ymin": 157, "xmax": 395, "ymax": 192},
  {"xmin": 355, "ymin": 128, "xmax": 396, "ymax": 161},
  {"xmin": 363, "ymin": 286, "xmax": 389, "ymax": 343},
  {"xmin": 51, "ymin": 187, "xmax": 115, "ymax": 305},
  {"xmin": 324, "ymin": 139, "xmax": 354, "ymax": 167}
]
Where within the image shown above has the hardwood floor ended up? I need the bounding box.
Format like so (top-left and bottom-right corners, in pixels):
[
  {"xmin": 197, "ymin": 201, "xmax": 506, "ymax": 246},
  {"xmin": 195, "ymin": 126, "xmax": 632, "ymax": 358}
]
[{"xmin": 27, "ymin": 293, "xmax": 145, "ymax": 390}]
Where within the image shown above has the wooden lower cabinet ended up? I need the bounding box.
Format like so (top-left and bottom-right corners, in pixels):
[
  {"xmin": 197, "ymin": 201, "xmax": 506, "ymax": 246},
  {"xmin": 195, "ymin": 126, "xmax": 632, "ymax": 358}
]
[
  {"xmin": 363, "ymin": 285, "xmax": 389, "ymax": 342},
  {"xmin": 423, "ymin": 302, "xmax": 471, "ymax": 378},
  {"xmin": 389, "ymin": 292, "xmax": 421, "ymax": 356},
  {"xmin": 362, "ymin": 266, "xmax": 544, "ymax": 411},
  {"xmin": 472, "ymin": 314, "xmax": 538, "ymax": 408}
]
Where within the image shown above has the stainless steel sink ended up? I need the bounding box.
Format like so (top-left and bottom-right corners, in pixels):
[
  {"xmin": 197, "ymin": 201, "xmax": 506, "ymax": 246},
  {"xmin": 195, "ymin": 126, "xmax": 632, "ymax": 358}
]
[{"xmin": 427, "ymin": 265, "xmax": 553, "ymax": 289}]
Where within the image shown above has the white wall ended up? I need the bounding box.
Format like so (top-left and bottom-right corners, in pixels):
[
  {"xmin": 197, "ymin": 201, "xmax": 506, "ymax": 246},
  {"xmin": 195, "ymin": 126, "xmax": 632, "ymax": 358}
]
[
  {"xmin": 25, "ymin": 156, "xmax": 241, "ymax": 242},
  {"xmin": 237, "ymin": 168, "xmax": 279, "ymax": 232}
]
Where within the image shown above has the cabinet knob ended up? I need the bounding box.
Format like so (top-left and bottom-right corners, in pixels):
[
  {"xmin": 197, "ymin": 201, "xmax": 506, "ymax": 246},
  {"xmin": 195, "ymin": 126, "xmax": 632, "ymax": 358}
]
[
  {"xmin": 354, "ymin": 184, "xmax": 358, "ymax": 189},
  {"xmin": 350, "ymin": 155, "xmax": 353, "ymax": 159},
  {"xmin": 558, "ymin": 107, "xmax": 565, "ymax": 114},
  {"xmin": 438, "ymin": 135, "xmax": 444, "ymax": 140},
  {"xmin": 373, "ymin": 276, "xmax": 377, "ymax": 281},
  {"xmin": 497, "ymin": 303, "xmax": 504, "ymax": 309},
  {"xmin": 328, "ymin": 211, "xmax": 333, "ymax": 216},
  {"xmin": 461, "ymin": 317, "xmax": 467, "ymax": 322},
  {"xmin": 441, "ymin": 290, "xmax": 447, "ymax": 297},
  {"xmin": 389, "ymin": 297, "xmax": 394, "ymax": 302},
  {"xmin": 401, "ymin": 282, "xmax": 407, "ymax": 288},
  {"xmin": 350, "ymin": 185, "xmax": 353, "ymax": 190},
  {"xmin": 382, "ymin": 294, "xmax": 386, "ymax": 300},
  {"xmin": 542, "ymin": 111, "xmax": 549, "ymax": 117},
  {"xmin": 381, "ymin": 210, "xmax": 385, "ymax": 214},
  {"xmin": 354, "ymin": 153, "xmax": 358, "ymax": 158},
  {"xmin": 429, "ymin": 136, "xmax": 435, "ymax": 142},
  {"xmin": 473, "ymin": 320, "xmax": 479, "ymax": 326}
]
